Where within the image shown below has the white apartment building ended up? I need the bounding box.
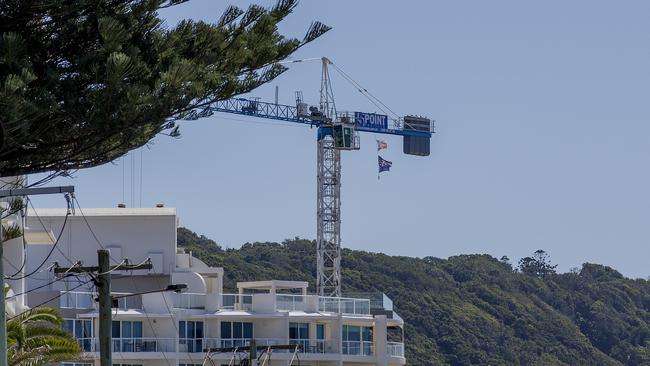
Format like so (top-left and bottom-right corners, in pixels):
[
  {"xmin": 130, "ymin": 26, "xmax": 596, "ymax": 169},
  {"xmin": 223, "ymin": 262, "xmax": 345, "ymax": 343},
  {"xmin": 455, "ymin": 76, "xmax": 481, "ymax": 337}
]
[{"xmin": 9, "ymin": 206, "xmax": 406, "ymax": 366}]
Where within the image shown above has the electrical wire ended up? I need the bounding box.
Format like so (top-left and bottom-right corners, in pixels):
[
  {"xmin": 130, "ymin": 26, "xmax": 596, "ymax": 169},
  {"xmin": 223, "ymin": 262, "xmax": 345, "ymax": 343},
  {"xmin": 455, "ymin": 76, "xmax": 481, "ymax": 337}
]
[
  {"xmin": 94, "ymin": 259, "xmax": 127, "ymax": 276},
  {"xmin": 5, "ymin": 273, "xmax": 81, "ymax": 299},
  {"xmin": 72, "ymin": 195, "xmax": 175, "ymax": 366},
  {"xmin": 26, "ymin": 197, "xmax": 77, "ymax": 266},
  {"xmin": 5, "ymin": 195, "xmax": 75, "ymax": 278},
  {"xmin": 6, "ymin": 207, "xmax": 71, "ymax": 280},
  {"xmin": 7, "ymin": 279, "xmax": 93, "ymax": 321}
]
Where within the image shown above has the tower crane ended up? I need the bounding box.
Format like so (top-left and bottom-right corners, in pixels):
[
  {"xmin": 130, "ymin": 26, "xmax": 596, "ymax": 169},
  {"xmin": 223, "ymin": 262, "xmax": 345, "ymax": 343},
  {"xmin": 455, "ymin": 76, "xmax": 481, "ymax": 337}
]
[{"xmin": 184, "ymin": 57, "xmax": 433, "ymax": 297}]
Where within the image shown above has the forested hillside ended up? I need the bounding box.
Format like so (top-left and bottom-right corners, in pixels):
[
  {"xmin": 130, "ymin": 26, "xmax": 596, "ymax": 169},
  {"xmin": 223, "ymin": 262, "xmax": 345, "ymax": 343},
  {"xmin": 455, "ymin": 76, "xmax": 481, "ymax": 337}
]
[{"xmin": 177, "ymin": 227, "xmax": 650, "ymax": 366}]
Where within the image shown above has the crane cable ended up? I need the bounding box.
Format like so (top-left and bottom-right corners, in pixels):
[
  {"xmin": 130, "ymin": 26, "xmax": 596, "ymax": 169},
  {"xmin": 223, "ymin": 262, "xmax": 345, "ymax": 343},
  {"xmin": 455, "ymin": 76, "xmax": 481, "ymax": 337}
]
[{"xmin": 329, "ymin": 62, "xmax": 401, "ymax": 121}]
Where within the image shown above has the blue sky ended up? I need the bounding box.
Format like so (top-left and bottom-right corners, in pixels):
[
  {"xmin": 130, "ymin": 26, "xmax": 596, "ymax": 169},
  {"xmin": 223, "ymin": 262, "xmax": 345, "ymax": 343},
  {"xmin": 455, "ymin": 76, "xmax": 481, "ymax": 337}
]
[{"xmin": 32, "ymin": 1, "xmax": 650, "ymax": 278}]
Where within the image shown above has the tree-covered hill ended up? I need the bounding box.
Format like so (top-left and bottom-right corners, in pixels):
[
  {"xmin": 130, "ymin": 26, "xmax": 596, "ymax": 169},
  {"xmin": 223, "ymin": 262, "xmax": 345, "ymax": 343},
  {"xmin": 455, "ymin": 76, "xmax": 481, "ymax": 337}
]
[{"xmin": 177, "ymin": 227, "xmax": 650, "ymax": 366}]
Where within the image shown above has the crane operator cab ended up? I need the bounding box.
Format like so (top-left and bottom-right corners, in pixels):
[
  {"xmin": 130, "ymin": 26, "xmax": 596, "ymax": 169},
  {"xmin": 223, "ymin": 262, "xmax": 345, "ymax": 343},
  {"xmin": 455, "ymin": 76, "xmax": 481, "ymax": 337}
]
[{"xmin": 332, "ymin": 115, "xmax": 360, "ymax": 150}]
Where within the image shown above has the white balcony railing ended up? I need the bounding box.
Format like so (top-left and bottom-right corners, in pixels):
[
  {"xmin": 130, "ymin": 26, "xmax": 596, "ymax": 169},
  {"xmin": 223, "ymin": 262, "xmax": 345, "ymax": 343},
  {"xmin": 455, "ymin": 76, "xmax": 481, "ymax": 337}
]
[
  {"xmin": 213, "ymin": 338, "xmax": 283, "ymax": 349},
  {"xmin": 112, "ymin": 338, "xmax": 176, "ymax": 352},
  {"xmin": 178, "ymin": 338, "xmax": 204, "ymax": 352},
  {"xmin": 276, "ymin": 294, "xmax": 308, "ymax": 311},
  {"xmin": 61, "ymin": 291, "xmax": 374, "ymax": 315},
  {"xmin": 387, "ymin": 342, "xmax": 405, "ymax": 357},
  {"xmin": 80, "ymin": 337, "xmax": 372, "ymax": 356},
  {"xmin": 60, "ymin": 292, "xmax": 95, "ymax": 309},
  {"xmin": 289, "ymin": 339, "xmax": 338, "ymax": 354},
  {"xmin": 319, "ymin": 297, "xmax": 371, "ymax": 315},
  {"xmin": 171, "ymin": 293, "xmax": 205, "ymax": 309},
  {"xmin": 342, "ymin": 341, "xmax": 374, "ymax": 356},
  {"xmin": 60, "ymin": 291, "xmax": 141, "ymax": 310},
  {"xmin": 221, "ymin": 294, "xmax": 253, "ymax": 311}
]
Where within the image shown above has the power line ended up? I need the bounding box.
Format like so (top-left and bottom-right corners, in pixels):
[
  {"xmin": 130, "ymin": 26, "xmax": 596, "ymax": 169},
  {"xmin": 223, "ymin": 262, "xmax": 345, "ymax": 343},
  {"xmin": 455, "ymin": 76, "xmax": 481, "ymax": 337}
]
[
  {"xmin": 7, "ymin": 279, "xmax": 93, "ymax": 321},
  {"xmin": 6, "ymin": 202, "xmax": 72, "ymax": 280},
  {"xmin": 71, "ymin": 196, "xmax": 175, "ymax": 366},
  {"xmin": 5, "ymin": 273, "xmax": 83, "ymax": 299},
  {"xmin": 26, "ymin": 198, "xmax": 77, "ymax": 266}
]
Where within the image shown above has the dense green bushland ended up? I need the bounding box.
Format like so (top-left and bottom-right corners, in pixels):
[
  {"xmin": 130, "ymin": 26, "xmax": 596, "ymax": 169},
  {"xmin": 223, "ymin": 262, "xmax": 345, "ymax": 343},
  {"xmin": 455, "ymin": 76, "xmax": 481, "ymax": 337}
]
[{"xmin": 178, "ymin": 227, "xmax": 650, "ymax": 366}]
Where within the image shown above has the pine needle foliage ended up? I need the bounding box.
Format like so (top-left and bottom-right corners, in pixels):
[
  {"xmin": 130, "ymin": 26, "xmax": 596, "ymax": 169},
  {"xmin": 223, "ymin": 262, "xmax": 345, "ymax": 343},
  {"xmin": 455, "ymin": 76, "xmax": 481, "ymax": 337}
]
[{"xmin": 0, "ymin": 0, "xmax": 330, "ymax": 177}]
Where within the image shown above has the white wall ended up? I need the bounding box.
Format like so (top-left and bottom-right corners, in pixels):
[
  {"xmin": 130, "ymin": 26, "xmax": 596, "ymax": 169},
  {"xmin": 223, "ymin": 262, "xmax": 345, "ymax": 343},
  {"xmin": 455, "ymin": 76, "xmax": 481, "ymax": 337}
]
[{"xmin": 25, "ymin": 208, "xmax": 177, "ymax": 292}]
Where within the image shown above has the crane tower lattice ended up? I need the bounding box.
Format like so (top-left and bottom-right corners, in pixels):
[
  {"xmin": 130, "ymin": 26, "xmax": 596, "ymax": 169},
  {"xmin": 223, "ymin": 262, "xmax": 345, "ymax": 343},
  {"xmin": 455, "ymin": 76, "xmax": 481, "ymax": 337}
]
[{"xmin": 183, "ymin": 57, "xmax": 433, "ymax": 297}]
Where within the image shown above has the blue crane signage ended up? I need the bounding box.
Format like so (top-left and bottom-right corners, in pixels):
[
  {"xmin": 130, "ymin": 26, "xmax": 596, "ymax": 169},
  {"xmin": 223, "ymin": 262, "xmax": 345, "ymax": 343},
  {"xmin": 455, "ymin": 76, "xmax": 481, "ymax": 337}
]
[{"xmin": 354, "ymin": 112, "xmax": 388, "ymax": 130}]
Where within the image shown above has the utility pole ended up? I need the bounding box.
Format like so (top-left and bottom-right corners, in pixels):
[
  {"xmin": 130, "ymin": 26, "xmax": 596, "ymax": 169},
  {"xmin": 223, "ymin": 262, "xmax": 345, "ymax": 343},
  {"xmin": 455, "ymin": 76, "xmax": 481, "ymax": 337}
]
[
  {"xmin": 0, "ymin": 185, "xmax": 74, "ymax": 366},
  {"xmin": 54, "ymin": 250, "xmax": 152, "ymax": 366},
  {"xmin": 249, "ymin": 339, "xmax": 257, "ymax": 365},
  {"xmin": 97, "ymin": 250, "xmax": 112, "ymax": 366},
  {"xmin": 0, "ymin": 213, "xmax": 5, "ymax": 366}
]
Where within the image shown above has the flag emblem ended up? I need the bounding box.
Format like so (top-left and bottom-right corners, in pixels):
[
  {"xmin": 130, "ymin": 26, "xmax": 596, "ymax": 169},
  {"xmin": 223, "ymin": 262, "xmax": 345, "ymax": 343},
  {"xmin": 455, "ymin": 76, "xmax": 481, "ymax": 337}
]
[
  {"xmin": 378, "ymin": 156, "xmax": 392, "ymax": 173},
  {"xmin": 376, "ymin": 139, "xmax": 388, "ymax": 151}
]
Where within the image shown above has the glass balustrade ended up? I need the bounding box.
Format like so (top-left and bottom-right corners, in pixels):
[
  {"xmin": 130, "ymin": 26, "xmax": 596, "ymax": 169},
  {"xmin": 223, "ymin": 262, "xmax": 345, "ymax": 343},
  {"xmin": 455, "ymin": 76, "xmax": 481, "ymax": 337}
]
[
  {"xmin": 111, "ymin": 338, "xmax": 176, "ymax": 352},
  {"xmin": 318, "ymin": 297, "xmax": 371, "ymax": 315},
  {"xmin": 221, "ymin": 294, "xmax": 253, "ymax": 310},
  {"xmin": 276, "ymin": 294, "xmax": 307, "ymax": 311},
  {"xmin": 171, "ymin": 293, "xmax": 206, "ymax": 309},
  {"xmin": 387, "ymin": 342, "xmax": 405, "ymax": 357},
  {"xmin": 342, "ymin": 340, "xmax": 374, "ymax": 356}
]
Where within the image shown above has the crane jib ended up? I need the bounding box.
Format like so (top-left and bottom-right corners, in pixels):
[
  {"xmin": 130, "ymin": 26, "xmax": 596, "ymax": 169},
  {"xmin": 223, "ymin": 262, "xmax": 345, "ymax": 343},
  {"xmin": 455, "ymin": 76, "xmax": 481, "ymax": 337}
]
[
  {"xmin": 208, "ymin": 98, "xmax": 431, "ymax": 138},
  {"xmin": 354, "ymin": 112, "xmax": 388, "ymax": 129}
]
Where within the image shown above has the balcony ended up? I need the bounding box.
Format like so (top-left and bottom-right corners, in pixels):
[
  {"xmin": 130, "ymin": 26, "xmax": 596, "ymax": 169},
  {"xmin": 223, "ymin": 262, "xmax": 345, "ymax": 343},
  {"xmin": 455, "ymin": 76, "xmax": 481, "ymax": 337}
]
[
  {"xmin": 318, "ymin": 297, "xmax": 370, "ymax": 315},
  {"xmin": 276, "ymin": 294, "xmax": 308, "ymax": 311},
  {"xmin": 221, "ymin": 294, "xmax": 253, "ymax": 311},
  {"xmin": 387, "ymin": 342, "xmax": 405, "ymax": 357},
  {"xmin": 289, "ymin": 339, "xmax": 338, "ymax": 354},
  {"xmin": 61, "ymin": 291, "xmax": 374, "ymax": 315},
  {"xmin": 112, "ymin": 338, "xmax": 176, "ymax": 352},
  {"xmin": 178, "ymin": 338, "xmax": 204, "ymax": 352},
  {"xmin": 60, "ymin": 291, "xmax": 142, "ymax": 310},
  {"xmin": 60, "ymin": 292, "xmax": 95, "ymax": 310},
  {"xmin": 342, "ymin": 341, "xmax": 374, "ymax": 356},
  {"xmin": 171, "ymin": 293, "xmax": 205, "ymax": 309},
  {"xmin": 77, "ymin": 337, "xmax": 375, "ymax": 357},
  {"xmin": 207, "ymin": 338, "xmax": 283, "ymax": 349}
]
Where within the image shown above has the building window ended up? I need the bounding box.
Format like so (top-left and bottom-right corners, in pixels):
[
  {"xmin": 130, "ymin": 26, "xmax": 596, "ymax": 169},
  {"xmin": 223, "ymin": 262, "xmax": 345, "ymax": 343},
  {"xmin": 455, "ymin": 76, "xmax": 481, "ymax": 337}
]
[
  {"xmin": 63, "ymin": 319, "xmax": 93, "ymax": 352},
  {"xmin": 289, "ymin": 322, "xmax": 309, "ymax": 340},
  {"xmin": 342, "ymin": 325, "xmax": 373, "ymax": 356},
  {"xmin": 112, "ymin": 320, "xmax": 143, "ymax": 352},
  {"xmin": 220, "ymin": 321, "xmax": 253, "ymax": 348},
  {"xmin": 290, "ymin": 322, "xmax": 313, "ymax": 353},
  {"xmin": 112, "ymin": 364, "xmax": 143, "ymax": 366},
  {"xmin": 179, "ymin": 320, "xmax": 203, "ymax": 353},
  {"xmin": 316, "ymin": 324, "xmax": 325, "ymax": 340}
]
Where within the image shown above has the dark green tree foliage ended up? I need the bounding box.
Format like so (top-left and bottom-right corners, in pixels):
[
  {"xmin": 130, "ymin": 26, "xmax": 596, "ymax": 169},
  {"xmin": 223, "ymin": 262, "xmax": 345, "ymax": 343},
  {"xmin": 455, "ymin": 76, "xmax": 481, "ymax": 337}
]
[
  {"xmin": 0, "ymin": 0, "xmax": 329, "ymax": 177},
  {"xmin": 178, "ymin": 228, "xmax": 650, "ymax": 366},
  {"xmin": 518, "ymin": 249, "xmax": 558, "ymax": 277}
]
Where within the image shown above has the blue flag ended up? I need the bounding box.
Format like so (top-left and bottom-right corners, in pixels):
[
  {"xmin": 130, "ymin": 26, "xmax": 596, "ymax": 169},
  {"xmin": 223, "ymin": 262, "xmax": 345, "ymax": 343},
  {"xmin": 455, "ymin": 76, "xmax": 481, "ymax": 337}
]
[{"xmin": 378, "ymin": 156, "xmax": 392, "ymax": 173}]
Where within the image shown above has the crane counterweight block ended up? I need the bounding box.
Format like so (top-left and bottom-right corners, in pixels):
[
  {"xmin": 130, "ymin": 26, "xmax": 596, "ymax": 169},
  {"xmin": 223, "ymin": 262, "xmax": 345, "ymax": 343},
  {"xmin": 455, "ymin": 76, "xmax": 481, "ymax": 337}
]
[{"xmin": 403, "ymin": 115, "xmax": 433, "ymax": 156}]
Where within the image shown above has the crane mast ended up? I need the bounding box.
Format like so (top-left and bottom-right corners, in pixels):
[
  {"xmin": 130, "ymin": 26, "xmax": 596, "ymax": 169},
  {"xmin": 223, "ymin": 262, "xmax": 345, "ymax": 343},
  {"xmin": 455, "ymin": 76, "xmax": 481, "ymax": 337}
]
[
  {"xmin": 186, "ymin": 57, "xmax": 433, "ymax": 298},
  {"xmin": 316, "ymin": 58, "xmax": 342, "ymax": 296}
]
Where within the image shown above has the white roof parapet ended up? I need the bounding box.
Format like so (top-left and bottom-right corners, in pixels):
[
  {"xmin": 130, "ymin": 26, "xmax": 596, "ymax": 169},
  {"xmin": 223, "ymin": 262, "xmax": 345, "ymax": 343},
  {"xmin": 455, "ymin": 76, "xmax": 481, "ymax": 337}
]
[
  {"xmin": 237, "ymin": 280, "xmax": 309, "ymax": 295},
  {"xmin": 27, "ymin": 207, "xmax": 176, "ymax": 217}
]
